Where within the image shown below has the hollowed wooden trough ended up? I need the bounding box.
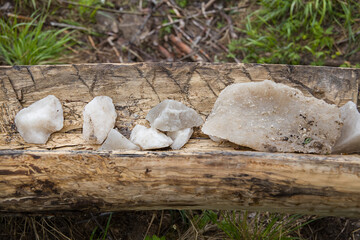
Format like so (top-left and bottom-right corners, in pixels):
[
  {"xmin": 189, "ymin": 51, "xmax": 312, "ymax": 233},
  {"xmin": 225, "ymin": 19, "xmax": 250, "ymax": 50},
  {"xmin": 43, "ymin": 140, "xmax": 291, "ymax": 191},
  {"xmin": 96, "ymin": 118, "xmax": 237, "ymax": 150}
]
[{"xmin": 1, "ymin": 63, "xmax": 360, "ymax": 217}]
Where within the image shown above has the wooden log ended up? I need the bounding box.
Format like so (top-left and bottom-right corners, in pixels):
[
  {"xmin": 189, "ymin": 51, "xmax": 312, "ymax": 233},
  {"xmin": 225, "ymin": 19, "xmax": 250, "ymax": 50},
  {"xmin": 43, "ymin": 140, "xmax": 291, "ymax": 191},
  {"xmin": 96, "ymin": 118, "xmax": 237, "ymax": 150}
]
[{"xmin": 0, "ymin": 63, "xmax": 360, "ymax": 216}]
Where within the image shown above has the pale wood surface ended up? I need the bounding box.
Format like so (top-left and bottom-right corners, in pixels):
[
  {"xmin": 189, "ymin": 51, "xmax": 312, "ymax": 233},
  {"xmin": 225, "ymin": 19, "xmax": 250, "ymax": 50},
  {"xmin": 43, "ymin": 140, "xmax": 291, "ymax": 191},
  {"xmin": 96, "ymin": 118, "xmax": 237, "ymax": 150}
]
[{"xmin": 0, "ymin": 63, "xmax": 360, "ymax": 216}]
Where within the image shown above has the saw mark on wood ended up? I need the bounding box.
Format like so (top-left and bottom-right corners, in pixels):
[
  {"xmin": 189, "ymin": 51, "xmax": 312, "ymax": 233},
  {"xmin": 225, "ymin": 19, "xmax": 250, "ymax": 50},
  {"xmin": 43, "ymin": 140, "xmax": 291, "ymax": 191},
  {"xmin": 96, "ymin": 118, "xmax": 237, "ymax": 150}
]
[
  {"xmin": 262, "ymin": 65, "xmax": 275, "ymax": 81},
  {"xmin": 286, "ymin": 65, "xmax": 315, "ymax": 95},
  {"xmin": 241, "ymin": 65, "xmax": 253, "ymax": 81},
  {"xmin": 5, "ymin": 75, "xmax": 23, "ymax": 107},
  {"xmin": 195, "ymin": 70, "xmax": 218, "ymax": 97},
  {"xmin": 134, "ymin": 66, "xmax": 161, "ymax": 102},
  {"xmin": 223, "ymin": 68, "xmax": 235, "ymax": 85},
  {"xmin": 25, "ymin": 67, "xmax": 36, "ymax": 89},
  {"xmin": 72, "ymin": 65, "xmax": 94, "ymax": 97},
  {"xmin": 160, "ymin": 66, "xmax": 185, "ymax": 94}
]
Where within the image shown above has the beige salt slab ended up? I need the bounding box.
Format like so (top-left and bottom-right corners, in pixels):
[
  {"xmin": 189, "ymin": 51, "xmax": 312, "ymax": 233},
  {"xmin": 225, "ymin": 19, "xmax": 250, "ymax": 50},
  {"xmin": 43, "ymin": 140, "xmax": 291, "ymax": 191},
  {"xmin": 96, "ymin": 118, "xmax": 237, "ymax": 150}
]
[
  {"xmin": 146, "ymin": 100, "xmax": 203, "ymax": 132},
  {"xmin": 15, "ymin": 95, "xmax": 63, "ymax": 144},
  {"xmin": 202, "ymin": 80, "xmax": 342, "ymax": 154},
  {"xmin": 83, "ymin": 96, "xmax": 117, "ymax": 144}
]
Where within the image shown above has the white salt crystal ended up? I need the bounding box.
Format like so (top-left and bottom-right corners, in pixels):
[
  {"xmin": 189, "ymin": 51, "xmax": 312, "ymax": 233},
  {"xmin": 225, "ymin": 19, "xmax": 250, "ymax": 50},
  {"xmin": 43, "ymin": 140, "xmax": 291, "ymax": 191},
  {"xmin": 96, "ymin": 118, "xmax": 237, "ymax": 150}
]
[
  {"xmin": 332, "ymin": 101, "xmax": 360, "ymax": 153},
  {"xmin": 15, "ymin": 95, "xmax": 63, "ymax": 144},
  {"xmin": 99, "ymin": 128, "xmax": 140, "ymax": 151},
  {"xmin": 202, "ymin": 80, "xmax": 342, "ymax": 154},
  {"xmin": 130, "ymin": 125, "xmax": 173, "ymax": 150},
  {"xmin": 83, "ymin": 96, "xmax": 117, "ymax": 144},
  {"xmin": 146, "ymin": 99, "xmax": 203, "ymax": 132},
  {"xmin": 167, "ymin": 128, "xmax": 193, "ymax": 150}
]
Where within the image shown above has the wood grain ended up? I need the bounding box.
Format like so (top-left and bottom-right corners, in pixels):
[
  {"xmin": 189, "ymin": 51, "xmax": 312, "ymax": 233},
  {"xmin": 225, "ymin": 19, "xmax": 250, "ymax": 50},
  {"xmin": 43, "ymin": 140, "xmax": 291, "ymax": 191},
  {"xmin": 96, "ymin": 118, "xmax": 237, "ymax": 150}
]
[{"xmin": 0, "ymin": 63, "xmax": 360, "ymax": 216}]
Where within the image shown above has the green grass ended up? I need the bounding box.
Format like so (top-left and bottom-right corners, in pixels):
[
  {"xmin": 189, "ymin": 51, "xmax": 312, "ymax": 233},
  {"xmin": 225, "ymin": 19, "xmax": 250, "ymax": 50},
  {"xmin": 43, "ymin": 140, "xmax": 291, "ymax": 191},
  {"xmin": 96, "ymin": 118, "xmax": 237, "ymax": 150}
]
[
  {"xmin": 0, "ymin": 14, "xmax": 73, "ymax": 65},
  {"xmin": 205, "ymin": 210, "xmax": 311, "ymax": 240},
  {"xmin": 229, "ymin": 0, "xmax": 360, "ymax": 65}
]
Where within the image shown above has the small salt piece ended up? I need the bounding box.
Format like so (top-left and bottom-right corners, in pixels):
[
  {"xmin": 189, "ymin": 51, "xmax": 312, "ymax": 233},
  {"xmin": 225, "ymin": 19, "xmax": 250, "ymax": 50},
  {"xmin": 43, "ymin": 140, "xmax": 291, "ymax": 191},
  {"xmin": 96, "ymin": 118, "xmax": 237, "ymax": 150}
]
[
  {"xmin": 99, "ymin": 128, "xmax": 140, "ymax": 151},
  {"xmin": 83, "ymin": 96, "xmax": 117, "ymax": 144},
  {"xmin": 130, "ymin": 125, "xmax": 173, "ymax": 150},
  {"xmin": 15, "ymin": 95, "xmax": 63, "ymax": 144},
  {"xmin": 167, "ymin": 128, "xmax": 193, "ymax": 150},
  {"xmin": 202, "ymin": 80, "xmax": 342, "ymax": 154},
  {"xmin": 146, "ymin": 99, "xmax": 203, "ymax": 132},
  {"xmin": 209, "ymin": 135, "xmax": 223, "ymax": 143},
  {"xmin": 332, "ymin": 101, "xmax": 360, "ymax": 153}
]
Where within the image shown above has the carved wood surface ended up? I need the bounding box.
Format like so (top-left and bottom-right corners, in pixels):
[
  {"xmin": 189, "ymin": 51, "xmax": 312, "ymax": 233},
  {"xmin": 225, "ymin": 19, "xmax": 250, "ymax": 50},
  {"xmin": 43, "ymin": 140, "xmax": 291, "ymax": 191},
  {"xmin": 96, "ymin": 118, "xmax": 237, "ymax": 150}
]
[{"xmin": 0, "ymin": 63, "xmax": 360, "ymax": 216}]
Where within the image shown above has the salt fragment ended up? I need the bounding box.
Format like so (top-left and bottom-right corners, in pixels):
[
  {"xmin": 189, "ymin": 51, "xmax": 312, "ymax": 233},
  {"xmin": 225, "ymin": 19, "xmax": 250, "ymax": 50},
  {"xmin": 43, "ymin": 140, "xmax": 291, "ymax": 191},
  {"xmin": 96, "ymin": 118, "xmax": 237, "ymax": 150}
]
[
  {"xmin": 202, "ymin": 80, "xmax": 342, "ymax": 154},
  {"xmin": 15, "ymin": 95, "xmax": 63, "ymax": 144},
  {"xmin": 332, "ymin": 101, "xmax": 360, "ymax": 153},
  {"xmin": 167, "ymin": 128, "xmax": 193, "ymax": 150},
  {"xmin": 99, "ymin": 128, "xmax": 140, "ymax": 151},
  {"xmin": 83, "ymin": 96, "xmax": 117, "ymax": 144},
  {"xmin": 146, "ymin": 100, "xmax": 203, "ymax": 132},
  {"xmin": 130, "ymin": 125, "xmax": 173, "ymax": 150}
]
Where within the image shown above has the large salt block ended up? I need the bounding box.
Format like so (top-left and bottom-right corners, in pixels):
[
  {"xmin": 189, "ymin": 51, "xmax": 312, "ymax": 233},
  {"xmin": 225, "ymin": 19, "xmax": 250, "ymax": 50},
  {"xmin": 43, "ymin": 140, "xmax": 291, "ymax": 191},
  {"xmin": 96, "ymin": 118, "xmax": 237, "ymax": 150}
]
[
  {"xmin": 333, "ymin": 101, "xmax": 360, "ymax": 153},
  {"xmin": 146, "ymin": 100, "xmax": 203, "ymax": 131},
  {"xmin": 202, "ymin": 80, "xmax": 342, "ymax": 154},
  {"xmin": 167, "ymin": 128, "xmax": 193, "ymax": 150},
  {"xmin": 15, "ymin": 95, "xmax": 63, "ymax": 144},
  {"xmin": 83, "ymin": 96, "xmax": 117, "ymax": 144},
  {"xmin": 130, "ymin": 125, "xmax": 173, "ymax": 150},
  {"xmin": 99, "ymin": 129, "xmax": 140, "ymax": 151}
]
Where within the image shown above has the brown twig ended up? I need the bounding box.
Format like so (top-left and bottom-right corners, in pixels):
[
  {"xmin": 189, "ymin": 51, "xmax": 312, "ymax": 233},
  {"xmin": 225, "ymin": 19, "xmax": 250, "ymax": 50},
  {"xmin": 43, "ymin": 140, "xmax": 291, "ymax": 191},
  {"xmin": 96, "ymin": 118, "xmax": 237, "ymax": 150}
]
[
  {"xmin": 6, "ymin": 13, "xmax": 33, "ymax": 21},
  {"xmin": 169, "ymin": 34, "xmax": 204, "ymax": 61},
  {"xmin": 88, "ymin": 36, "xmax": 98, "ymax": 50}
]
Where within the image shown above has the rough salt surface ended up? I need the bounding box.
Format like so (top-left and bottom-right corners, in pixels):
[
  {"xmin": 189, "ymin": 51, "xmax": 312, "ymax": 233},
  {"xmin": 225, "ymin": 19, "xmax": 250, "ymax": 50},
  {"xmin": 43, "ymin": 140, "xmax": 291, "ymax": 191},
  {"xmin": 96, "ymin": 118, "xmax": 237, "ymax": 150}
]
[
  {"xmin": 99, "ymin": 129, "xmax": 140, "ymax": 151},
  {"xmin": 130, "ymin": 125, "xmax": 173, "ymax": 150},
  {"xmin": 202, "ymin": 80, "xmax": 342, "ymax": 154},
  {"xmin": 15, "ymin": 95, "xmax": 63, "ymax": 144},
  {"xmin": 167, "ymin": 128, "xmax": 193, "ymax": 150},
  {"xmin": 146, "ymin": 100, "xmax": 203, "ymax": 132},
  {"xmin": 83, "ymin": 96, "xmax": 117, "ymax": 144},
  {"xmin": 332, "ymin": 101, "xmax": 360, "ymax": 153}
]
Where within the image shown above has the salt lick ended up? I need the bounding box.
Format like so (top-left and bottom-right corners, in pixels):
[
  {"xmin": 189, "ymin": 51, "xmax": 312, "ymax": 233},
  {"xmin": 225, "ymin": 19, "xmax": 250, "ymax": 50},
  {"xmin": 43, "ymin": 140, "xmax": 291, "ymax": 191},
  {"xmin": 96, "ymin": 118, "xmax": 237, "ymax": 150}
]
[
  {"xmin": 146, "ymin": 99, "xmax": 203, "ymax": 132},
  {"xmin": 100, "ymin": 128, "xmax": 140, "ymax": 151},
  {"xmin": 15, "ymin": 95, "xmax": 63, "ymax": 144},
  {"xmin": 130, "ymin": 125, "xmax": 173, "ymax": 150},
  {"xmin": 83, "ymin": 96, "xmax": 117, "ymax": 144},
  {"xmin": 333, "ymin": 101, "xmax": 360, "ymax": 153},
  {"xmin": 202, "ymin": 80, "xmax": 343, "ymax": 154}
]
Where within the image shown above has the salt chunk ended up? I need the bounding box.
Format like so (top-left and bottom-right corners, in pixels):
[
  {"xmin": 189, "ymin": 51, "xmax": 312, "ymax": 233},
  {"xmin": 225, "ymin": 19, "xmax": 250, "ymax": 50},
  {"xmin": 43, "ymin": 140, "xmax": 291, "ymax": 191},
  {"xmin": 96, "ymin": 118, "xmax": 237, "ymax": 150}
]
[
  {"xmin": 99, "ymin": 128, "xmax": 140, "ymax": 151},
  {"xmin": 15, "ymin": 95, "xmax": 63, "ymax": 144},
  {"xmin": 130, "ymin": 125, "xmax": 173, "ymax": 150},
  {"xmin": 167, "ymin": 128, "xmax": 193, "ymax": 150},
  {"xmin": 146, "ymin": 100, "xmax": 203, "ymax": 131},
  {"xmin": 202, "ymin": 80, "xmax": 342, "ymax": 154},
  {"xmin": 83, "ymin": 96, "xmax": 117, "ymax": 144},
  {"xmin": 332, "ymin": 101, "xmax": 360, "ymax": 153}
]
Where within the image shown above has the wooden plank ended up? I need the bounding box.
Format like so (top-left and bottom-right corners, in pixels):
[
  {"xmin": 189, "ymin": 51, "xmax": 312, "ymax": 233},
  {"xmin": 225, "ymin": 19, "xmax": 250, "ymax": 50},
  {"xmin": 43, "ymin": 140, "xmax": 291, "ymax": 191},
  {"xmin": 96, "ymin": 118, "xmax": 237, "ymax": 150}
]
[{"xmin": 0, "ymin": 63, "xmax": 360, "ymax": 216}]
